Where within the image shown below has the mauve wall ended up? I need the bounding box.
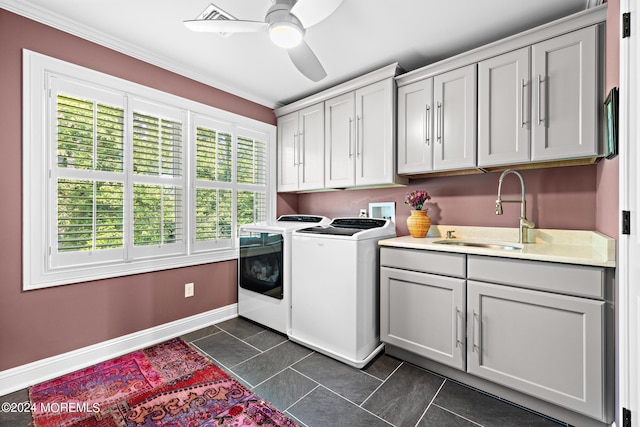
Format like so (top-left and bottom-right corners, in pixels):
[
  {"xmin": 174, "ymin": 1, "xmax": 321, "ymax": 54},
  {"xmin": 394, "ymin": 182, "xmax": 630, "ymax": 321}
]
[
  {"xmin": 286, "ymin": 2, "xmax": 620, "ymax": 239},
  {"xmin": 295, "ymin": 166, "xmax": 600, "ymax": 236},
  {"xmin": 0, "ymin": 9, "xmax": 275, "ymax": 371}
]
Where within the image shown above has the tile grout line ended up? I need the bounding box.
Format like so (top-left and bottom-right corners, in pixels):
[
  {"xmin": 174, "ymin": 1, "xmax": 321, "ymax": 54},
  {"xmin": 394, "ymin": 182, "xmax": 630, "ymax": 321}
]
[
  {"xmin": 182, "ymin": 325, "xmax": 223, "ymax": 343},
  {"xmin": 283, "ymin": 384, "xmax": 321, "ymax": 414},
  {"xmin": 359, "ymin": 361, "xmax": 405, "ymax": 408},
  {"xmin": 287, "ymin": 363, "xmax": 389, "ymax": 422},
  {"xmin": 413, "ymin": 378, "xmax": 447, "ymax": 427},
  {"xmin": 189, "ymin": 341, "xmax": 257, "ymax": 388},
  {"xmin": 219, "ymin": 329, "xmax": 270, "ymax": 354},
  {"xmin": 284, "ymin": 410, "xmax": 310, "ymax": 427},
  {"xmin": 313, "ymin": 384, "xmax": 395, "ymax": 427},
  {"xmin": 431, "ymin": 403, "xmax": 485, "ymax": 427},
  {"xmin": 228, "ymin": 335, "xmax": 292, "ymax": 368},
  {"xmin": 249, "ymin": 350, "xmax": 317, "ymax": 390}
]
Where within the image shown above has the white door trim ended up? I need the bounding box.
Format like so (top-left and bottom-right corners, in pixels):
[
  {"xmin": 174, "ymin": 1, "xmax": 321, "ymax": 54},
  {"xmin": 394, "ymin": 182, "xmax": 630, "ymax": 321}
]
[{"xmin": 618, "ymin": 0, "xmax": 638, "ymax": 424}]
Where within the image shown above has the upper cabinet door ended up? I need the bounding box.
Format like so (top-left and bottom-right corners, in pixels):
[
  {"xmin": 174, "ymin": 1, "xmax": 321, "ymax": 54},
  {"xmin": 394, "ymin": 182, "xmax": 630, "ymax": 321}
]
[
  {"xmin": 478, "ymin": 48, "xmax": 531, "ymax": 167},
  {"xmin": 397, "ymin": 78, "xmax": 434, "ymax": 174},
  {"xmin": 277, "ymin": 111, "xmax": 299, "ymax": 192},
  {"xmin": 531, "ymin": 26, "xmax": 599, "ymax": 161},
  {"xmin": 433, "ymin": 64, "xmax": 477, "ymax": 171},
  {"xmin": 325, "ymin": 92, "xmax": 356, "ymax": 188},
  {"xmin": 298, "ymin": 103, "xmax": 325, "ymax": 191},
  {"xmin": 355, "ymin": 79, "xmax": 395, "ymax": 186}
]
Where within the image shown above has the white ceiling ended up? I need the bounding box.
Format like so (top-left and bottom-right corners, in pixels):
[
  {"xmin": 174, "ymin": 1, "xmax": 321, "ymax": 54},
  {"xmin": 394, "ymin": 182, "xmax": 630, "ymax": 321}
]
[{"xmin": 2, "ymin": 0, "xmax": 596, "ymax": 108}]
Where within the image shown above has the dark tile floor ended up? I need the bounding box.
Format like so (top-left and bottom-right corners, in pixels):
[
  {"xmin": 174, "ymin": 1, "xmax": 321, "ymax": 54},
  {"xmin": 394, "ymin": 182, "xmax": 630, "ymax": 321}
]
[
  {"xmin": 184, "ymin": 317, "xmax": 567, "ymax": 427},
  {"xmin": 0, "ymin": 317, "xmax": 568, "ymax": 427}
]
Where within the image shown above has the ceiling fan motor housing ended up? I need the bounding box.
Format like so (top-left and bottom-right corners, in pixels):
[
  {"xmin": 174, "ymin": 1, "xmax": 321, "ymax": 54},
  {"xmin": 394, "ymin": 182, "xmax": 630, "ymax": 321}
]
[{"xmin": 266, "ymin": 1, "xmax": 305, "ymax": 48}]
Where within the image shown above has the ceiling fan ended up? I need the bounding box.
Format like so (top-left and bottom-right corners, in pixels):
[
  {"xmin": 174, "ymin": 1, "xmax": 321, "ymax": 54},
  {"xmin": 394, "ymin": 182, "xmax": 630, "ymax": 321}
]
[{"xmin": 184, "ymin": 0, "xmax": 344, "ymax": 82}]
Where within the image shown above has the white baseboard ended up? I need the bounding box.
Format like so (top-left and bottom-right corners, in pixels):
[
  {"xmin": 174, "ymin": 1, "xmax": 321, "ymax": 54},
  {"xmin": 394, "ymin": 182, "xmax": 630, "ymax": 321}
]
[{"xmin": 0, "ymin": 304, "xmax": 237, "ymax": 396}]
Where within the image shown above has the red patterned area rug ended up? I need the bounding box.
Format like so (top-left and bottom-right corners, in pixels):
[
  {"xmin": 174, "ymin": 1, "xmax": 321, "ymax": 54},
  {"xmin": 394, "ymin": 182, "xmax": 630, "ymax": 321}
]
[{"xmin": 29, "ymin": 338, "xmax": 297, "ymax": 427}]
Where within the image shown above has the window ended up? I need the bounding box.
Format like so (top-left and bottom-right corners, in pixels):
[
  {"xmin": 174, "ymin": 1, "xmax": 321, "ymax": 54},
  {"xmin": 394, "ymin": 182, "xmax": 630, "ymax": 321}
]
[{"xmin": 23, "ymin": 51, "xmax": 276, "ymax": 290}]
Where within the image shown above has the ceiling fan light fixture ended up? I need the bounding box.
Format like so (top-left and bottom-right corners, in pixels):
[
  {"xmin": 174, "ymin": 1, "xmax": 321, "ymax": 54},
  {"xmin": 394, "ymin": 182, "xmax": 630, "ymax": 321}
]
[{"xmin": 269, "ymin": 21, "xmax": 303, "ymax": 48}]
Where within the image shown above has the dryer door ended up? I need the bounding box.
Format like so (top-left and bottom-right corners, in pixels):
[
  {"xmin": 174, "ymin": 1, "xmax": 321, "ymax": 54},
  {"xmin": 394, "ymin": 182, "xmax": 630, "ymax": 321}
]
[{"xmin": 239, "ymin": 232, "xmax": 284, "ymax": 299}]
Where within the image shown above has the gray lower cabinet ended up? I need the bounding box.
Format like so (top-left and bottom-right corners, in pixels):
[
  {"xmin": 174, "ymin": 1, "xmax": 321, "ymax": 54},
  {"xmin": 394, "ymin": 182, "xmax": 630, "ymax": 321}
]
[
  {"xmin": 380, "ymin": 267, "xmax": 466, "ymax": 370},
  {"xmin": 379, "ymin": 247, "xmax": 611, "ymax": 423},
  {"xmin": 467, "ymin": 280, "xmax": 605, "ymax": 420}
]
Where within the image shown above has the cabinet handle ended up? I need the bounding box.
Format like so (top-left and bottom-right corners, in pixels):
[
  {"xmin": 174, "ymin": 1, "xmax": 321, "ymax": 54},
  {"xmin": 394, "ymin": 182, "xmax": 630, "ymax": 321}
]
[
  {"xmin": 348, "ymin": 117, "xmax": 353, "ymax": 159},
  {"xmin": 425, "ymin": 105, "xmax": 431, "ymax": 145},
  {"xmin": 436, "ymin": 102, "xmax": 442, "ymax": 144},
  {"xmin": 472, "ymin": 310, "xmax": 481, "ymax": 357},
  {"xmin": 520, "ymin": 78, "xmax": 527, "ymax": 128},
  {"xmin": 537, "ymin": 74, "xmax": 545, "ymax": 126},
  {"xmin": 356, "ymin": 115, "xmax": 362, "ymax": 158},
  {"xmin": 299, "ymin": 131, "xmax": 304, "ymax": 166},
  {"xmin": 455, "ymin": 307, "xmax": 464, "ymax": 348},
  {"xmin": 293, "ymin": 132, "xmax": 298, "ymax": 166}
]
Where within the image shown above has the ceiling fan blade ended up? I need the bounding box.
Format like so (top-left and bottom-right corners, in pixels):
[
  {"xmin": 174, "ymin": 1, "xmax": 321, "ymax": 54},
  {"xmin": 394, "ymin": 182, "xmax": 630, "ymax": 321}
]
[
  {"xmin": 288, "ymin": 40, "xmax": 327, "ymax": 82},
  {"xmin": 183, "ymin": 19, "xmax": 268, "ymax": 33},
  {"xmin": 290, "ymin": 0, "xmax": 344, "ymax": 28}
]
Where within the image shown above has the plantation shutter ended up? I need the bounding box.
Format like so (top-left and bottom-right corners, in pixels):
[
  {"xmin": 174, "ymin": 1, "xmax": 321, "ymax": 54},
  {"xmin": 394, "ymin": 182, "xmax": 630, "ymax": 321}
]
[
  {"xmin": 236, "ymin": 132, "xmax": 268, "ymax": 231},
  {"xmin": 25, "ymin": 53, "xmax": 275, "ymax": 290},
  {"xmin": 193, "ymin": 116, "xmax": 235, "ymax": 251},
  {"xmin": 51, "ymin": 78, "xmax": 127, "ymax": 268},
  {"xmin": 130, "ymin": 99, "xmax": 186, "ymax": 257}
]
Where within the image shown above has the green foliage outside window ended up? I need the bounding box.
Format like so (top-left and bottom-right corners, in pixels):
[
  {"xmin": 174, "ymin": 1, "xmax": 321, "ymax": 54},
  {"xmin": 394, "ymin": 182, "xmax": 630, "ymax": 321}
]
[{"xmin": 56, "ymin": 94, "xmax": 267, "ymax": 254}]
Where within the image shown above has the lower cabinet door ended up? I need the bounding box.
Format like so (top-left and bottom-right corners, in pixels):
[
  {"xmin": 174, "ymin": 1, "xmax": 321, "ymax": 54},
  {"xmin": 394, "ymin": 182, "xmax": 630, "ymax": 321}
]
[
  {"xmin": 466, "ymin": 280, "xmax": 605, "ymax": 420},
  {"xmin": 380, "ymin": 267, "xmax": 466, "ymax": 370}
]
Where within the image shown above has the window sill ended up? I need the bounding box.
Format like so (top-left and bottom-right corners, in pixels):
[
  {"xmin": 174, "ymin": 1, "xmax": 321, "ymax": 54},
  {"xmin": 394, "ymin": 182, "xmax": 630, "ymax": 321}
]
[{"xmin": 23, "ymin": 249, "xmax": 239, "ymax": 291}]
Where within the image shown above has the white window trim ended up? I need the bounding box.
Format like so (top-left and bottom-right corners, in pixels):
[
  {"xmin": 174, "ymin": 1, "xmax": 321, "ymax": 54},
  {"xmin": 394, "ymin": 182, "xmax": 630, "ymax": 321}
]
[{"xmin": 22, "ymin": 50, "xmax": 276, "ymax": 290}]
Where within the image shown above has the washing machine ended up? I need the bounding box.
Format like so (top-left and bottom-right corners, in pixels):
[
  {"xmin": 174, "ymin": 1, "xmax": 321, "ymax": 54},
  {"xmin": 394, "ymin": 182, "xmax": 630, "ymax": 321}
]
[{"xmin": 289, "ymin": 217, "xmax": 396, "ymax": 367}]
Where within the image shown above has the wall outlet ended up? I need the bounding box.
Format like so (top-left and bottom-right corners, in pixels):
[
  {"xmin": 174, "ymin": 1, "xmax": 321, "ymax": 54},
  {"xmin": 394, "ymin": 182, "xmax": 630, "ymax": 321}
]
[{"xmin": 184, "ymin": 282, "xmax": 194, "ymax": 298}]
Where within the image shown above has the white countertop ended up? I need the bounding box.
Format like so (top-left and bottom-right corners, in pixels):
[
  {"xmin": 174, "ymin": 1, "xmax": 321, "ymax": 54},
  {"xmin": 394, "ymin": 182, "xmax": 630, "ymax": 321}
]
[{"xmin": 379, "ymin": 225, "xmax": 616, "ymax": 268}]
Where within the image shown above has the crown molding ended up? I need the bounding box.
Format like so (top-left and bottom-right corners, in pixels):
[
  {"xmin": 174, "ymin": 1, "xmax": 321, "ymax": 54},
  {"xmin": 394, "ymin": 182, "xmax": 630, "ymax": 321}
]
[{"xmin": 0, "ymin": 0, "xmax": 276, "ymax": 108}]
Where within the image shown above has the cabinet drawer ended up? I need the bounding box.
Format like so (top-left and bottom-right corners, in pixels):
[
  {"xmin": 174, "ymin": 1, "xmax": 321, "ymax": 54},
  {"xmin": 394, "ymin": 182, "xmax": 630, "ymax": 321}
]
[
  {"xmin": 380, "ymin": 247, "xmax": 466, "ymax": 278},
  {"xmin": 467, "ymin": 255, "xmax": 605, "ymax": 299}
]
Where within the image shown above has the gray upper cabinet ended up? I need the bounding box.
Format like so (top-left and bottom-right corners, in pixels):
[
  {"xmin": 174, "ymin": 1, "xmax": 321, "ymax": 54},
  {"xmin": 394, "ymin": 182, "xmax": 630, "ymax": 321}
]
[
  {"xmin": 276, "ymin": 63, "xmax": 404, "ymax": 192},
  {"xmin": 277, "ymin": 111, "xmax": 299, "ymax": 192},
  {"xmin": 467, "ymin": 280, "xmax": 605, "ymax": 420},
  {"xmin": 324, "ymin": 92, "xmax": 355, "ymax": 188},
  {"xmin": 355, "ymin": 79, "xmax": 397, "ymax": 186},
  {"xmin": 325, "ymin": 79, "xmax": 396, "ymax": 188},
  {"xmin": 479, "ymin": 26, "xmax": 602, "ymax": 167},
  {"xmin": 397, "ymin": 78, "xmax": 434, "ymax": 174},
  {"xmin": 531, "ymin": 26, "xmax": 600, "ymax": 161},
  {"xmin": 433, "ymin": 65, "xmax": 478, "ymax": 172},
  {"xmin": 277, "ymin": 103, "xmax": 325, "ymax": 192},
  {"xmin": 397, "ymin": 64, "xmax": 479, "ymax": 174},
  {"xmin": 478, "ymin": 48, "xmax": 531, "ymax": 167},
  {"xmin": 397, "ymin": 7, "xmax": 605, "ymax": 175}
]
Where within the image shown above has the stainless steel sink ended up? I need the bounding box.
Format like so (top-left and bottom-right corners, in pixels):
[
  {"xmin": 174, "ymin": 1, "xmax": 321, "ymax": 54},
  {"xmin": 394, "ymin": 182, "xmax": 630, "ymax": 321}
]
[{"xmin": 433, "ymin": 240, "xmax": 523, "ymax": 251}]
